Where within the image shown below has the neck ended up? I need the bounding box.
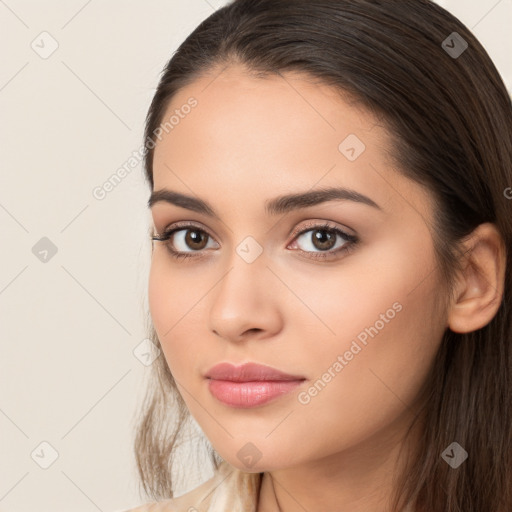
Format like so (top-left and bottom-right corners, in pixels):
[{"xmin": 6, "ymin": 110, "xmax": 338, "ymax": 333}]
[{"xmin": 256, "ymin": 409, "xmax": 422, "ymax": 512}]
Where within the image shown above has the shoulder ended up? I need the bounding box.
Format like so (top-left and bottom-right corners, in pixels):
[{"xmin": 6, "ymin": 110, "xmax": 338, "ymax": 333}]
[{"xmin": 122, "ymin": 460, "xmax": 262, "ymax": 512}]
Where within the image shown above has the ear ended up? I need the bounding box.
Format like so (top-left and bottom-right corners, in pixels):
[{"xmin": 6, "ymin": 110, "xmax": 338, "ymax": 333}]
[{"xmin": 447, "ymin": 222, "xmax": 507, "ymax": 333}]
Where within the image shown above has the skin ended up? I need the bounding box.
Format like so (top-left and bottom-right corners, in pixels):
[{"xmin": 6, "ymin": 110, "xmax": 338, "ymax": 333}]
[{"xmin": 148, "ymin": 64, "xmax": 506, "ymax": 512}]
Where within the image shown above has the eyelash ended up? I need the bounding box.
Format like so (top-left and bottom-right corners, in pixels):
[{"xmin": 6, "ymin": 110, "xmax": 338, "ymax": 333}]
[{"xmin": 151, "ymin": 221, "xmax": 358, "ymax": 262}]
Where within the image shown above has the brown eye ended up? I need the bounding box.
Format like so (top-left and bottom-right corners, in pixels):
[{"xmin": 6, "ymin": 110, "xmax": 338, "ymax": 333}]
[
  {"xmin": 294, "ymin": 226, "xmax": 353, "ymax": 254},
  {"xmin": 288, "ymin": 222, "xmax": 359, "ymax": 261},
  {"xmin": 309, "ymin": 229, "xmax": 337, "ymax": 251},
  {"xmin": 183, "ymin": 229, "xmax": 209, "ymax": 250},
  {"xmin": 151, "ymin": 225, "xmax": 220, "ymax": 258}
]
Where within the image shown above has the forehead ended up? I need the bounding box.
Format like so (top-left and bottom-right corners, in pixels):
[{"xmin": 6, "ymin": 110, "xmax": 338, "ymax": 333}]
[
  {"xmin": 158, "ymin": 64, "xmax": 380, "ymax": 154},
  {"xmin": 151, "ymin": 64, "xmax": 434, "ymax": 224}
]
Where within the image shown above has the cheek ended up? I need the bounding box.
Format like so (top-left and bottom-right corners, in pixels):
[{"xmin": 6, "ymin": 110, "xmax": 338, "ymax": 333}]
[
  {"xmin": 148, "ymin": 251, "xmax": 197, "ymax": 329},
  {"xmin": 281, "ymin": 226, "xmax": 438, "ymax": 350},
  {"xmin": 148, "ymin": 255, "xmax": 171, "ymax": 335},
  {"xmin": 148, "ymin": 255, "xmax": 184, "ymax": 363},
  {"xmin": 291, "ymin": 230, "xmax": 443, "ymax": 433},
  {"xmin": 293, "ymin": 289, "xmax": 441, "ymax": 462},
  {"xmin": 292, "ymin": 230, "xmax": 435, "ymax": 352},
  {"xmin": 147, "ymin": 253, "xmax": 208, "ymax": 378}
]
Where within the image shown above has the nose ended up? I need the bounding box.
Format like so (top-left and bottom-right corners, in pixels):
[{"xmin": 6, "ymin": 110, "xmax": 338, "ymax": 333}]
[{"xmin": 208, "ymin": 253, "xmax": 283, "ymax": 343}]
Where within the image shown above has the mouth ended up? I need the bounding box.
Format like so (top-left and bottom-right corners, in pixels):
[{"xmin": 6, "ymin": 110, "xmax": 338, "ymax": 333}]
[
  {"xmin": 205, "ymin": 361, "xmax": 305, "ymax": 381},
  {"xmin": 205, "ymin": 362, "xmax": 306, "ymax": 408}
]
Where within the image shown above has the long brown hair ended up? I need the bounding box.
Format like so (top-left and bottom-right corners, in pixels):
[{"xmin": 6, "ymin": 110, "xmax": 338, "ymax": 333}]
[{"xmin": 133, "ymin": 1, "xmax": 512, "ymax": 510}]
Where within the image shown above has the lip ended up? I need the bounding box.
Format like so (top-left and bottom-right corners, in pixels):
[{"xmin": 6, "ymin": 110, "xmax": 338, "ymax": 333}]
[
  {"xmin": 205, "ymin": 362, "xmax": 305, "ymax": 382},
  {"xmin": 205, "ymin": 362, "xmax": 306, "ymax": 408}
]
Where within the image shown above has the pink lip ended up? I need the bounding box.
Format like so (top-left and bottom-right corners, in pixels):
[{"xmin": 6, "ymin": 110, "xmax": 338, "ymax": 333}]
[
  {"xmin": 205, "ymin": 362, "xmax": 306, "ymax": 408},
  {"xmin": 205, "ymin": 362, "xmax": 305, "ymax": 381}
]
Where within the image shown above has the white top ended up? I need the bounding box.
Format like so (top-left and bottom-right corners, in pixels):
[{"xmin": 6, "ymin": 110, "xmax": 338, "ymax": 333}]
[{"xmin": 123, "ymin": 460, "xmax": 262, "ymax": 512}]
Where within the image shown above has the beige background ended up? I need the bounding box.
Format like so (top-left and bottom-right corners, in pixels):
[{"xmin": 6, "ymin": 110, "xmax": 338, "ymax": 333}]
[{"xmin": 0, "ymin": 1, "xmax": 510, "ymax": 511}]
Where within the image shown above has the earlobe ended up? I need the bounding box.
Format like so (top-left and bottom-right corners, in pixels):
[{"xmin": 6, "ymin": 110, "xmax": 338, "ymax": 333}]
[{"xmin": 447, "ymin": 222, "xmax": 506, "ymax": 334}]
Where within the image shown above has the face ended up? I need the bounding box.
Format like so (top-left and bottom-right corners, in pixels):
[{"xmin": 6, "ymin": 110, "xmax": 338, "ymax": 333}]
[{"xmin": 148, "ymin": 64, "xmax": 448, "ymax": 473}]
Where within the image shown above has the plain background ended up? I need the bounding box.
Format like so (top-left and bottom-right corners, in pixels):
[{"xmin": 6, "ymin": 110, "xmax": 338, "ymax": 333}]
[{"xmin": 0, "ymin": 1, "xmax": 510, "ymax": 511}]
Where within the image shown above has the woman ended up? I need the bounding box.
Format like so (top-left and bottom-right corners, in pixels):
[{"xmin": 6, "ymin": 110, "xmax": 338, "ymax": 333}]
[{"xmin": 124, "ymin": 0, "xmax": 511, "ymax": 510}]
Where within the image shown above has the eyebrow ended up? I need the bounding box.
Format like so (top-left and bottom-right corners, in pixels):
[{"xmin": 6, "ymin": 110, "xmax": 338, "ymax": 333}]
[{"xmin": 147, "ymin": 186, "xmax": 382, "ymax": 218}]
